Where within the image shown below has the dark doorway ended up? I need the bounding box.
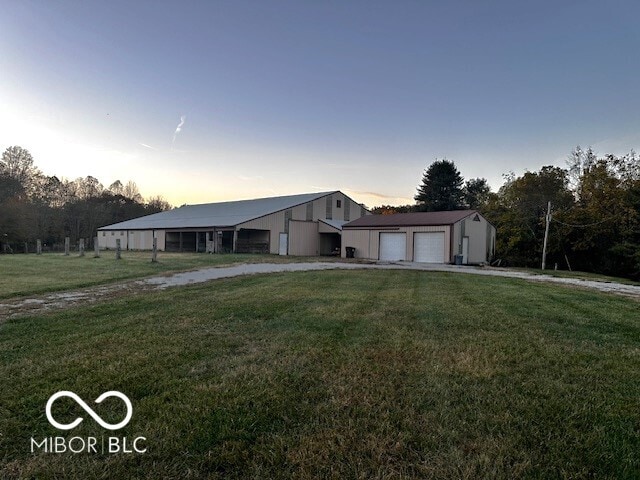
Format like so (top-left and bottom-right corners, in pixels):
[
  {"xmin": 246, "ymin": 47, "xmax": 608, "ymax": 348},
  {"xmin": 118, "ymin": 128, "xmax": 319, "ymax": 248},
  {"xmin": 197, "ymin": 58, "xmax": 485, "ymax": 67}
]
[
  {"xmin": 217, "ymin": 231, "xmax": 234, "ymax": 253},
  {"xmin": 235, "ymin": 229, "xmax": 270, "ymax": 254},
  {"xmin": 319, "ymin": 233, "xmax": 341, "ymax": 255},
  {"xmin": 165, "ymin": 232, "xmax": 196, "ymax": 252}
]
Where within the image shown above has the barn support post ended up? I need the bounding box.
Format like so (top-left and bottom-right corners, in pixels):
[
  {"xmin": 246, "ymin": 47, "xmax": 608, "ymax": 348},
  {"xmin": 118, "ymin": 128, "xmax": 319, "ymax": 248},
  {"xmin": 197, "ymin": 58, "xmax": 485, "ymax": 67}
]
[
  {"xmin": 116, "ymin": 239, "xmax": 121, "ymax": 260},
  {"xmin": 94, "ymin": 237, "xmax": 100, "ymax": 258},
  {"xmin": 64, "ymin": 237, "xmax": 70, "ymax": 256},
  {"xmin": 179, "ymin": 232, "xmax": 183, "ymax": 252}
]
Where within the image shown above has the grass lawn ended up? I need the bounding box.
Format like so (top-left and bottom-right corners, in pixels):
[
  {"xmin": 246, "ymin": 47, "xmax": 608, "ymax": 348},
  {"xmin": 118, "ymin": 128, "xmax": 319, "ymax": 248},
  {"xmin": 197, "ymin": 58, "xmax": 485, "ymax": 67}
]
[
  {"xmin": 1, "ymin": 270, "xmax": 639, "ymax": 479},
  {"xmin": 0, "ymin": 252, "xmax": 347, "ymax": 299}
]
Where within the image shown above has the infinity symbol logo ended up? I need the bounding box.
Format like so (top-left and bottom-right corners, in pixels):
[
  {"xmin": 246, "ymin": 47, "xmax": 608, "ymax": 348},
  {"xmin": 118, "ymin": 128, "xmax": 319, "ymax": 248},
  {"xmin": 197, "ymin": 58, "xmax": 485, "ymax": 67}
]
[{"xmin": 45, "ymin": 391, "xmax": 133, "ymax": 431}]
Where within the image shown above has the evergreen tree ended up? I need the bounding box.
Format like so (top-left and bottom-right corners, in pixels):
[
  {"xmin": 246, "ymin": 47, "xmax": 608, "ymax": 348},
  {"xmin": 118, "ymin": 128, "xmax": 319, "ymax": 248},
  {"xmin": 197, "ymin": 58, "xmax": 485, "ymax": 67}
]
[{"xmin": 414, "ymin": 159, "xmax": 464, "ymax": 211}]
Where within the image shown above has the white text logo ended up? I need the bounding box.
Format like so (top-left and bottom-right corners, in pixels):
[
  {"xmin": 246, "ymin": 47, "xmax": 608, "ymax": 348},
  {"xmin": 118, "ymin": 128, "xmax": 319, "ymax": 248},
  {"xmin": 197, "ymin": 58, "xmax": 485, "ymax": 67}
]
[
  {"xmin": 32, "ymin": 390, "xmax": 146, "ymax": 454},
  {"xmin": 45, "ymin": 391, "xmax": 133, "ymax": 430}
]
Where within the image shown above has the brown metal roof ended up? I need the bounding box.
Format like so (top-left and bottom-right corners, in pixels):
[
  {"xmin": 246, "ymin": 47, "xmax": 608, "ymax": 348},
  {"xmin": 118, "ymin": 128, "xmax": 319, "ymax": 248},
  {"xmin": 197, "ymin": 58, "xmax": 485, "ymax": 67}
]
[{"xmin": 343, "ymin": 210, "xmax": 477, "ymax": 228}]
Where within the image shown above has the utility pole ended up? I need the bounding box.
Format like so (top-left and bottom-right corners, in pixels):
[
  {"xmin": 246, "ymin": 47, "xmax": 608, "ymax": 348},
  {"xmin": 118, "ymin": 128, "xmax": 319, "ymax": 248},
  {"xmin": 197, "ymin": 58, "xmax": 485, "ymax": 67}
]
[{"xmin": 541, "ymin": 201, "xmax": 552, "ymax": 270}]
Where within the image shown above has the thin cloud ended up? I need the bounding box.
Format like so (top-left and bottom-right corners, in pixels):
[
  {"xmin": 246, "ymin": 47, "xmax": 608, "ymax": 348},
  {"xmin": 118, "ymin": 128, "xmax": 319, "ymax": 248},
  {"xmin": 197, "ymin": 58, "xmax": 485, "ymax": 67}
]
[
  {"xmin": 139, "ymin": 143, "xmax": 157, "ymax": 150},
  {"xmin": 346, "ymin": 189, "xmax": 409, "ymax": 201},
  {"xmin": 172, "ymin": 115, "xmax": 186, "ymax": 145}
]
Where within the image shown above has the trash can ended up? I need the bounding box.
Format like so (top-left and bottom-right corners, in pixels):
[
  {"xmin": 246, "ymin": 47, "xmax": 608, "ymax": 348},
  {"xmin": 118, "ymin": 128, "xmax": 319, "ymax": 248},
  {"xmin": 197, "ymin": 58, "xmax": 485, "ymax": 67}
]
[
  {"xmin": 454, "ymin": 254, "xmax": 463, "ymax": 265},
  {"xmin": 345, "ymin": 247, "xmax": 356, "ymax": 258}
]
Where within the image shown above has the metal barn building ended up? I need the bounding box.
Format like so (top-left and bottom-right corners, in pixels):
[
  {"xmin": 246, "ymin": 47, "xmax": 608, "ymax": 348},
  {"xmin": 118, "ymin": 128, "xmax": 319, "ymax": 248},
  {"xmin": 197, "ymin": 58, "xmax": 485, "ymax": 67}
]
[
  {"xmin": 97, "ymin": 191, "xmax": 368, "ymax": 255},
  {"xmin": 342, "ymin": 210, "xmax": 496, "ymax": 264}
]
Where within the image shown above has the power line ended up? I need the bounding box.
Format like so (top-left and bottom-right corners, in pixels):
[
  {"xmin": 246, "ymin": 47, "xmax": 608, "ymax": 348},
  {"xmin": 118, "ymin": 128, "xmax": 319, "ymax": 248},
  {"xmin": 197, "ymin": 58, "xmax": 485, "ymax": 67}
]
[{"xmin": 552, "ymin": 217, "xmax": 615, "ymax": 228}]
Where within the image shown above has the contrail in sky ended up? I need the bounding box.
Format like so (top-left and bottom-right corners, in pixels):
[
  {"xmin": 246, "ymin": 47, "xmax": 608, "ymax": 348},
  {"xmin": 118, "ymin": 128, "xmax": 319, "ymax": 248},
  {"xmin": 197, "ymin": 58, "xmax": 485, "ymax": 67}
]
[{"xmin": 172, "ymin": 115, "xmax": 186, "ymax": 145}]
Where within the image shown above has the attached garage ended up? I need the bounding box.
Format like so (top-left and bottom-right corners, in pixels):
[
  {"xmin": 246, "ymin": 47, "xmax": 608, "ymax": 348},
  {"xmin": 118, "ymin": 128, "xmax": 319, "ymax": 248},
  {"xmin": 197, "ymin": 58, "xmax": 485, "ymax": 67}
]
[
  {"xmin": 379, "ymin": 232, "xmax": 407, "ymax": 261},
  {"xmin": 413, "ymin": 232, "xmax": 445, "ymax": 263},
  {"xmin": 342, "ymin": 210, "xmax": 496, "ymax": 265}
]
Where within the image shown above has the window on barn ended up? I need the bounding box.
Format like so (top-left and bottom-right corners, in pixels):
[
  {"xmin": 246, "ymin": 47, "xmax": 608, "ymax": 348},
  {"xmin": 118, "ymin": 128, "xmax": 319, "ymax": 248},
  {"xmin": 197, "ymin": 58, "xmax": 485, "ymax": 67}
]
[
  {"xmin": 336, "ymin": 199, "xmax": 342, "ymax": 208},
  {"xmin": 473, "ymin": 214, "xmax": 480, "ymax": 222}
]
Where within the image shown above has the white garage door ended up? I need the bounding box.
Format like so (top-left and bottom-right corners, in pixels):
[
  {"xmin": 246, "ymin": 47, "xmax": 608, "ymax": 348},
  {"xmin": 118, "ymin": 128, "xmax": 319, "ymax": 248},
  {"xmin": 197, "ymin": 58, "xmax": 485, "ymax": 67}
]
[
  {"xmin": 379, "ymin": 233, "xmax": 406, "ymax": 261},
  {"xmin": 414, "ymin": 232, "xmax": 445, "ymax": 263}
]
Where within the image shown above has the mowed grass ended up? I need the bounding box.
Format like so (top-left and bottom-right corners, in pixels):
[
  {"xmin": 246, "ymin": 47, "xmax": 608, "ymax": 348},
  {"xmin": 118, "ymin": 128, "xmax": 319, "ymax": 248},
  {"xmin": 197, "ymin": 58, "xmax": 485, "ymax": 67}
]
[
  {"xmin": 0, "ymin": 252, "xmax": 343, "ymax": 299},
  {"xmin": 1, "ymin": 270, "xmax": 639, "ymax": 479}
]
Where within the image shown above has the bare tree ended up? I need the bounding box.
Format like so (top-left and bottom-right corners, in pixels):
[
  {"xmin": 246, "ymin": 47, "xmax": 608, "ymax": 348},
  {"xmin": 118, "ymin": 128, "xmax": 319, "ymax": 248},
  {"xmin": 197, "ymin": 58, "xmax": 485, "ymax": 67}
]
[
  {"xmin": 1, "ymin": 146, "xmax": 42, "ymax": 197},
  {"xmin": 123, "ymin": 180, "xmax": 143, "ymax": 202}
]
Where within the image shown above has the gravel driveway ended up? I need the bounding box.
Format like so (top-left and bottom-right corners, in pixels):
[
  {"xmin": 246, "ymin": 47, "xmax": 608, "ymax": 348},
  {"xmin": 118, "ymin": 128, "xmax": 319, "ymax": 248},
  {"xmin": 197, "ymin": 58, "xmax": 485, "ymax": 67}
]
[{"xmin": 2, "ymin": 262, "xmax": 639, "ymax": 320}]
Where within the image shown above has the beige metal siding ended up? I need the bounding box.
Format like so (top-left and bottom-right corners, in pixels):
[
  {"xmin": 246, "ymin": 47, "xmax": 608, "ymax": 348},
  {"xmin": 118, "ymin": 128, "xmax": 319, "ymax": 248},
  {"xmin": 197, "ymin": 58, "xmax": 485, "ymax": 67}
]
[
  {"xmin": 98, "ymin": 231, "xmax": 108, "ymax": 249},
  {"xmin": 318, "ymin": 222, "xmax": 340, "ymax": 233},
  {"xmin": 98, "ymin": 229, "xmax": 163, "ymax": 251},
  {"xmin": 452, "ymin": 214, "xmax": 493, "ymax": 263},
  {"xmin": 99, "ymin": 230, "xmax": 128, "ymax": 250},
  {"xmin": 237, "ymin": 210, "xmax": 286, "ymax": 254},
  {"xmin": 288, "ymin": 220, "xmax": 319, "ymax": 256},
  {"xmin": 311, "ymin": 193, "xmax": 366, "ymax": 222},
  {"xmin": 342, "ymin": 229, "xmax": 372, "ymax": 258},
  {"xmin": 347, "ymin": 197, "xmax": 367, "ymax": 221},
  {"xmin": 292, "ymin": 203, "xmax": 307, "ymax": 221},
  {"xmin": 129, "ymin": 231, "xmax": 140, "ymax": 250},
  {"xmin": 313, "ymin": 197, "xmax": 326, "ymax": 220},
  {"xmin": 466, "ymin": 218, "xmax": 485, "ymax": 263},
  {"xmin": 332, "ymin": 193, "xmax": 344, "ymax": 221},
  {"xmin": 452, "ymin": 222, "xmax": 461, "ymax": 261},
  {"xmin": 343, "ymin": 226, "xmax": 451, "ymax": 261}
]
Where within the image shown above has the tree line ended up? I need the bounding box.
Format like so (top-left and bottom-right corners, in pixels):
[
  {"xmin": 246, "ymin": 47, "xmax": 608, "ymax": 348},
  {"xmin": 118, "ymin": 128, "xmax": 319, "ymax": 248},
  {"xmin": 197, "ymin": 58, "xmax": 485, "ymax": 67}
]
[
  {"xmin": 0, "ymin": 146, "xmax": 171, "ymax": 251},
  {"xmin": 372, "ymin": 150, "xmax": 640, "ymax": 279},
  {"xmin": 3, "ymin": 144, "xmax": 638, "ymax": 278}
]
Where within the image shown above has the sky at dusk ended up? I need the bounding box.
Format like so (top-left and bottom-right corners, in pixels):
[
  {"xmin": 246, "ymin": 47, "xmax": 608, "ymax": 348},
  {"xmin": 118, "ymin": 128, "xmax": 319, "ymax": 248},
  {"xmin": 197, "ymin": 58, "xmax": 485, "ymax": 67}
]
[{"xmin": 2, "ymin": 0, "xmax": 640, "ymax": 207}]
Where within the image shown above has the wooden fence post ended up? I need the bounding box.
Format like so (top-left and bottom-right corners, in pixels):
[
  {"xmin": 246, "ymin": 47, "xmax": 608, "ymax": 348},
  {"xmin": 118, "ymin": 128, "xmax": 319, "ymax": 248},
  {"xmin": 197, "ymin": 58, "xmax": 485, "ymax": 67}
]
[
  {"xmin": 64, "ymin": 237, "xmax": 70, "ymax": 256},
  {"xmin": 24, "ymin": 242, "xmax": 28, "ymax": 254},
  {"xmin": 152, "ymin": 237, "xmax": 158, "ymax": 263},
  {"xmin": 79, "ymin": 238, "xmax": 85, "ymax": 257},
  {"xmin": 37, "ymin": 239, "xmax": 42, "ymax": 255},
  {"xmin": 116, "ymin": 239, "xmax": 121, "ymax": 260}
]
